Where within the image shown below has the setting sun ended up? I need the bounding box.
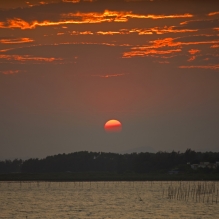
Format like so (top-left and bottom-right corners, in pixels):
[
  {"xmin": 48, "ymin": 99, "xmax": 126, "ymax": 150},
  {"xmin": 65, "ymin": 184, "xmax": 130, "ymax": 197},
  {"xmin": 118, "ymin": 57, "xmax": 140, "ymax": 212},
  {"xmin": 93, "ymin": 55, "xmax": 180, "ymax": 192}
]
[{"xmin": 104, "ymin": 119, "xmax": 122, "ymax": 132}]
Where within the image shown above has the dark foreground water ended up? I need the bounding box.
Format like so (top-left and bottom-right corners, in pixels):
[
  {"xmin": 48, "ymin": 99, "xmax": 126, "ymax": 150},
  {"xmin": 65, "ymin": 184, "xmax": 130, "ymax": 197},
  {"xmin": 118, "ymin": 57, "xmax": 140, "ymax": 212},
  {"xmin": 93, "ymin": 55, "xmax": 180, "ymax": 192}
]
[{"xmin": 0, "ymin": 181, "xmax": 219, "ymax": 219}]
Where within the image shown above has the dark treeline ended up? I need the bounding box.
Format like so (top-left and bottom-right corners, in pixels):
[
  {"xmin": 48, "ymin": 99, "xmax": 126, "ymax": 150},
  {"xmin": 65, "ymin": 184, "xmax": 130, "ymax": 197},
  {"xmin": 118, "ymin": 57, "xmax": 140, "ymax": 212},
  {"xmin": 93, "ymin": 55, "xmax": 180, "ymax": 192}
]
[{"xmin": 0, "ymin": 149, "xmax": 219, "ymax": 174}]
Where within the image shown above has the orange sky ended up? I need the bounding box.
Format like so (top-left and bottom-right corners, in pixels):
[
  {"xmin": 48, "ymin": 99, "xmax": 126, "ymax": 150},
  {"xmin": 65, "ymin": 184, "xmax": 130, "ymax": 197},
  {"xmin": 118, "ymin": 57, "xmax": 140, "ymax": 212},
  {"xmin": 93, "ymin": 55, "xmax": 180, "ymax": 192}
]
[{"xmin": 0, "ymin": 0, "xmax": 219, "ymax": 159}]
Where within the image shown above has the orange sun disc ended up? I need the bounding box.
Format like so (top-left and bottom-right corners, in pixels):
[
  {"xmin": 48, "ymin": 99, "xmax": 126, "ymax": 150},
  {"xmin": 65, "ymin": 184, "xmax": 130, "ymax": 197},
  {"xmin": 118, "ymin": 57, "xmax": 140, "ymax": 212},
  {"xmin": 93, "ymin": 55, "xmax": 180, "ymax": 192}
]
[{"xmin": 104, "ymin": 119, "xmax": 122, "ymax": 132}]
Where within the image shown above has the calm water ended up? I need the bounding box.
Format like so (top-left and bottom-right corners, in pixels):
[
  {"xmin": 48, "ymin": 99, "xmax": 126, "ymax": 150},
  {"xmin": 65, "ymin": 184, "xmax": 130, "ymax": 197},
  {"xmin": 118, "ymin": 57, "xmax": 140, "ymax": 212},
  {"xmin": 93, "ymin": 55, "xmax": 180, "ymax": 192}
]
[{"xmin": 0, "ymin": 181, "xmax": 219, "ymax": 219}]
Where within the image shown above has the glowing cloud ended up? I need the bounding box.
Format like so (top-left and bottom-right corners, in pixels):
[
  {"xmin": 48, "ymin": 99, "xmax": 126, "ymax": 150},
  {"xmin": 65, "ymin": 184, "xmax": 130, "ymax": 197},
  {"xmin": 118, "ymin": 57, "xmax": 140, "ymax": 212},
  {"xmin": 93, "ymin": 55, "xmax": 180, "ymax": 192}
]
[
  {"xmin": 179, "ymin": 65, "xmax": 219, "ymax": 70},
  {"xmin": 0, "ymin": 70, "xmax": 20, "ymax": 75},
  {"xmin": 123, "ymin": 49, "xmax": 181, "ymax": 58},
  {"xmin": 0, "ymin": 54, "xmax": 62, "ymax": 62},
  {"xmin": 95, "ymin": 27, "xmax": 197, "ymax": 36},
  {"xmin": 211, "ymin": 44, "xmax": 219, "ymax": 48},
  {"xmin": 137, "ymin": 27, "xmax": 197, "ymax": 35},
  {"xmin": 188, "ymin": 56, "xmax": 196, "ymax": 62},
  {"xmin": 39, "ymin": 1, "xmax": 48, "ymax": 5},
  {"xmin": 78, "ymin": 31, "xmax": 93, "ymax": 35},
  {"xmin": 0, "ymin": 38, "xmax": 34, "ymax": 44},
  {"xmin": 62, "ymin": 11, "xmax": 193, "ymax": 23},
  {"xmin": 0, "ymin": 11, "xmax": 193, "ymax": 30},
  {"xmin": 122, "ymin": 36, "xmax": 219, "ymax": 58},
  {"xmin": 208, "ymin": 11, "xmax": 219, "ymax": 16},
  {"xmin": 62, "ymin": 0, "xmax": 80, "ymax": 2},
  {"xmin": 188, "ymin": 49, "xmax": 200, "ymax": 55},
  {"xmin": 151, "ymin": 38, "xmax": 219, "ymax": 48},
  {"xmin": 97, "ymin": 31, "xmax": 122, "ymax": 35},
  {"xmin": 92, "ymin": 73, "xmax": 126, "ymax": 78}
]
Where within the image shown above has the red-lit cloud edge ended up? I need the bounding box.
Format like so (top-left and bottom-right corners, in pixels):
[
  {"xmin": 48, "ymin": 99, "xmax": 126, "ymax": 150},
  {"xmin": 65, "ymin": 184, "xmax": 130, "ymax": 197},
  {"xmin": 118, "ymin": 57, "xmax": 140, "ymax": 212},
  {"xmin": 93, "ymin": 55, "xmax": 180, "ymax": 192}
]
[{"xmin": 0, "ymin": 11, "xmax": 193, "ymax": 30}]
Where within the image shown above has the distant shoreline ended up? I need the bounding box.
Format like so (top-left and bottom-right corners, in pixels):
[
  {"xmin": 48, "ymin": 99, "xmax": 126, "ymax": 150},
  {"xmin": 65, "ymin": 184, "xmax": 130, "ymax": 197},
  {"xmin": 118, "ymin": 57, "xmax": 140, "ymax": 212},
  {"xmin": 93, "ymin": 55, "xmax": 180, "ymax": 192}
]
[{"xmin": 1, "ymin": 172, "xmax": 219, "ymax": 181}]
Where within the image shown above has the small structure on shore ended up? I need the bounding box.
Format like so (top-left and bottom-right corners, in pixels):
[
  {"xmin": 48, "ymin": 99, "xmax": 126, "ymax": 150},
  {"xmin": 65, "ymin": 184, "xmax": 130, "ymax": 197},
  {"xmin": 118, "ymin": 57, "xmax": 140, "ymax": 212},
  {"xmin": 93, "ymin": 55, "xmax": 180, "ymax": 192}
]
[{"xmin": 191, "ymin": 161, "xmax": 219, "ymax": 170}]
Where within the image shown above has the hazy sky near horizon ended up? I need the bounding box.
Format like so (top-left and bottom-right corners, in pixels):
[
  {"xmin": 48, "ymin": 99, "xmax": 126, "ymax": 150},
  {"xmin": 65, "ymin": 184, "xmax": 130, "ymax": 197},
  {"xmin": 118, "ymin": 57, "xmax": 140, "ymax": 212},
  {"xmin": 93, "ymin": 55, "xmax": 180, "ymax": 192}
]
[{"xmin": 0, "ymin": 0, "xmax": 219, "ymax": 159}]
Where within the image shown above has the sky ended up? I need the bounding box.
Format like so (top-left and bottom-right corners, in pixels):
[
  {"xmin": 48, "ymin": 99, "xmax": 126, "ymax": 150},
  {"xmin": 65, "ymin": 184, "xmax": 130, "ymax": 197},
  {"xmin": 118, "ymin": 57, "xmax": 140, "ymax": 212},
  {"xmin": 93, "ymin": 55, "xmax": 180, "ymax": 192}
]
[{"xmin": 0, "ymin": 0, "xmax": 219, "ymax": 159}]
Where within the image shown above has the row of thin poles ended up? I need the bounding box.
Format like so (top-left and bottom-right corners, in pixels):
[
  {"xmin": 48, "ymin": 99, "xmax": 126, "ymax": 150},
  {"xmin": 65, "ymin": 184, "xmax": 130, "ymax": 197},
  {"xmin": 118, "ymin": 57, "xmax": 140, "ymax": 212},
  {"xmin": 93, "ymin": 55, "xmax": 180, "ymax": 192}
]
[{"xmin": 163, "ymin": 181, "xmax": 219, "ymax": 204}]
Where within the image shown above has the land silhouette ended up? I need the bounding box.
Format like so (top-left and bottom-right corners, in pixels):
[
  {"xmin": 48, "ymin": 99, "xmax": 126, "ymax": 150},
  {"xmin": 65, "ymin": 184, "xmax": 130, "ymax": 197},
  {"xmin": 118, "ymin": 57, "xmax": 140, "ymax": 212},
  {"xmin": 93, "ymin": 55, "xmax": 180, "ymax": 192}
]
[{"xmin": 0, "ymin": 149, "xmax": 219, "ymax": 181}]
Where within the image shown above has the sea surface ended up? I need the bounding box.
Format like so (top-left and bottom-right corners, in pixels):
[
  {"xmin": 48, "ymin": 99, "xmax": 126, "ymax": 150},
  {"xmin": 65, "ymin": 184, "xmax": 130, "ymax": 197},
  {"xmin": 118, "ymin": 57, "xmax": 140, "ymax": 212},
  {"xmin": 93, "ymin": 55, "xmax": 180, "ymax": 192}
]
[{"xmin": 0, "ymin": 181, "xmax": 219, "ymax": 219}]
